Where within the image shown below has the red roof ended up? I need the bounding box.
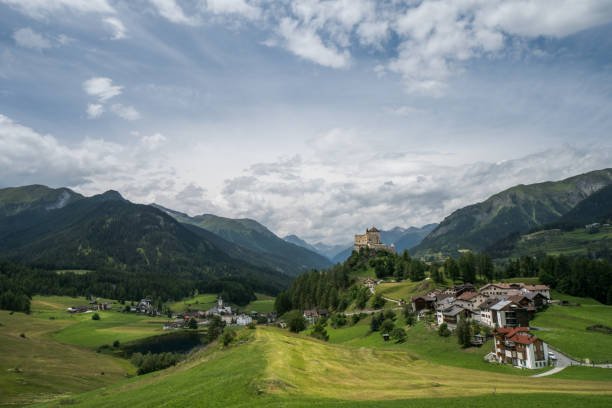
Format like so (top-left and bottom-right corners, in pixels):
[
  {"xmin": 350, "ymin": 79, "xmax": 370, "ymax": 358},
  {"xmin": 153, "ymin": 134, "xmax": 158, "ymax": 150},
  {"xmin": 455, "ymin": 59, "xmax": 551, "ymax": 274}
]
[
  {"xmin": 458, "ymin": 291, "xmax": 479, "ymax": 301},
  {"xmin": 509, "ymin": 332, "xmax": 538, "ymax": 345}
]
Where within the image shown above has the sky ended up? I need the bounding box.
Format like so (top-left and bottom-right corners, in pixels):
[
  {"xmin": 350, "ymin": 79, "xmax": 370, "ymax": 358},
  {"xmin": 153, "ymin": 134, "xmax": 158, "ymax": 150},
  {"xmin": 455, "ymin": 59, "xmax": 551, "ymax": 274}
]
[{"xmin": 1, "ymin": 0, "xmax": 612, "ymax": 246}]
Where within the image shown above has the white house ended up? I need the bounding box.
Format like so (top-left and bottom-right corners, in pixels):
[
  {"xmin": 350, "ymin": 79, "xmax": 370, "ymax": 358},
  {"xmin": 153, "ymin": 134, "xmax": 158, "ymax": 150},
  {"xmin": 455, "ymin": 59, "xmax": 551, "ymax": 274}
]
[
  {"xmin": 493, "ymin": 327, "xmax": 549, "ymax": 369},
  {"xmin": 236, "ymin": 314, "xmax": 252, "ymax": 326}
]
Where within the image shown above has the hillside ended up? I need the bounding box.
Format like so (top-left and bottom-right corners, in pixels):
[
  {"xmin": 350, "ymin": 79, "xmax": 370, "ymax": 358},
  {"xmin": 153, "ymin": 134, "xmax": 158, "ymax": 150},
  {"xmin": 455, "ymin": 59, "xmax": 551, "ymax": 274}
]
[
  {"xmin": 0, "ymin": 186, "xmax": 290, "ymax": 301},
  {"xmin": 35, "ymin": 327, "xmax": 612, "ymax": 408},
  {"xmin": 412, "ymin": 168, "xmax": 612, "ymax": 258},
  {"xmin": 155, "ymin": 205, "xmax": 332, "ymax": 275},
  {"xmin": 553, "ymin": 183, "xmax": 612, "ymax": 228},
  {"xmin": 0, "ymin": 184, "xmax": 83, "ymax": 217}
]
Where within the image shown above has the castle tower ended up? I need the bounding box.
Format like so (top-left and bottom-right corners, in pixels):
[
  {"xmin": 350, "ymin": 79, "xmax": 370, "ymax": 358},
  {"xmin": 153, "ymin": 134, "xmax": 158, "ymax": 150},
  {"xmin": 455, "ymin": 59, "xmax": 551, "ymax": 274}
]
[{"xmin": 366, "ymin": 227, "xmax": 381, "ymax": 244}]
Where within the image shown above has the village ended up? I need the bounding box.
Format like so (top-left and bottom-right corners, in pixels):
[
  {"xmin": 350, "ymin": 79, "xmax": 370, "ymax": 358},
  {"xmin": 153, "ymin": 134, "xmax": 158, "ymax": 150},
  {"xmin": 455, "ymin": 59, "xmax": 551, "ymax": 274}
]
[{"xmin": 66, "ymin": 295, "xmax": 277, "ymax": 330}]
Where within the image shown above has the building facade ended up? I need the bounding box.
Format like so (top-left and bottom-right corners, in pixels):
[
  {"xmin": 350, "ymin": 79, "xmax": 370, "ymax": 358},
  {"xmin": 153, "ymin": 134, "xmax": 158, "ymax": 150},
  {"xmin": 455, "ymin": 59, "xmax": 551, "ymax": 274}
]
[
  {"xmin": 354, "ymin": 227, "xmax": 395, "ymax": 253},
  {"xmin": 493, "ymin": 327, "xmax": 549, "ymax": 369}
]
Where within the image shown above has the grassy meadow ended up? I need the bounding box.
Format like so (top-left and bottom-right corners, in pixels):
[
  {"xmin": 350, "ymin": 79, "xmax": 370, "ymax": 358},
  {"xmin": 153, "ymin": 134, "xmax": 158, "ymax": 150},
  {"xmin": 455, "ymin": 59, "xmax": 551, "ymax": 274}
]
[
  {"xmin": 374, "ymin": 279, "xmax": 436, "ymax": 301},
  {"xmin": 0, "ymin": 310, "xmax": 134, "ymax": 407},
  {"xmin": 530, "ymin": 301, "xmax": 612, "ymax": 362},
  {"xmin": 167, "ymin": 293, "xmax": 275, "ymax": 314},
  {"xmin": 34, "ymin": 327, "xmax": 612, "ymax": 408}
]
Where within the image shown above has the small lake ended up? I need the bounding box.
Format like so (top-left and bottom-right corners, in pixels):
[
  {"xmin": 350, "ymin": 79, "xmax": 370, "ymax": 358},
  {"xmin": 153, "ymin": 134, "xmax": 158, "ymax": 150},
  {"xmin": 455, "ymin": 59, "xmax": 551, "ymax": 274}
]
[{"xmin": 122, "ymin": 331, "xmax": 207, "ymax": 356}]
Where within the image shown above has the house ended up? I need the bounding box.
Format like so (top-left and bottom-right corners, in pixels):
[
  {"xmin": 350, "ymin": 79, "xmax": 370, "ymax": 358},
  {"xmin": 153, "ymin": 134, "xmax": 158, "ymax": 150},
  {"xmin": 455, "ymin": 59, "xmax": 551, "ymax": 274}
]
[
  {"xmin": 303, "ymin": 309, "xmax": 319, "ymax": 324},
  {"xmin": 220, "ymin": 315, "xmax": 234, "ymax": 325},
  {"xmin": 443, "ymin": 284, "xmax": 476, "ymax": 297},
  {"xmin": 67, "ymin": 305, "xmax": 89, "ymax": 314},
  {"xmin": 236, "ymin": 314, "xmax": 253, "ymax": 326},
  {"xmin": 454, "ymin": 291, "xmax": 482, "ymax": 312},
  {"xmin": 522, "ymin": 285, "xmax": 550, "ymax": 299},
  {"xmin": 436, "ymin": 305, "xmax": 471, "ymax": 330},
  {"xmin": 410, "ymin": 295, "xmax": 436, "ymax": 313},
  {"xmin": 480, "ymin": 282, "xmax": 550, "ymax": 299},
  {"xmin": 489, "ymin": 300, "xmax": 530, "ymax": 328},
  {"xmin": 492, "ymin": 327, "xmax": 549, "ymax": 369},
  {"xmin": 364, "ymin": 278, "xmax": 377, "ymax": 289}
]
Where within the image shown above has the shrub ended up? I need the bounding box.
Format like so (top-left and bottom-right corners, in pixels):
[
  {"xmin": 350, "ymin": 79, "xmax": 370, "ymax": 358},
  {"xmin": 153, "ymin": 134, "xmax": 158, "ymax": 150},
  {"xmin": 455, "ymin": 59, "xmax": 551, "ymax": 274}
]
[
  {"xmin": 330, "ymin": 313, "xmax": 347, "ymax": 328},
  {"xmin": 113, "ymin": 340, "xmax": 120, "ymax": 348},
  {"xmin": 187, "ymin": 317, "xmax": 198, "ymax": 330},
  {"xmin": 131, "ymin": 352, "xmax": 182, "ymax": 375},
  {"xmin": 380, "ymin": 318, "xmax": 395, "ymax": 334},
  {"xmin": 247, "ymin": 321, "xmax": 256, "ymax": 329},
  {"xmin": 371, "ymin": 294, "xmax": 386, "ymax": 309},
  {"xmin": 383, "ymin": 310, "xmax": 396, "ymax": 321},
  {"xmin": 351, "ymin": 314, "xmax": 361, "ymax": 325},
  {"xmin": 222, "ymin": 329, "xmax": 236, "ymax": 346},
  {"xmin": 310, "ymin": 322, "xmax": 329, "ymax": 341},
  {"xmin": 19, "ymin": 333, "xmax": 26, "ymax": 338},
  {"xmin": 391, "ymin": 327, "xmax": 406, "ymax": 343},
  {"xmin": 370, "ymin": 312, "xmax": 384, "ymax": 332},
  {"xmin": 91, "ymin": 313, "xmax": 100, "ymax": 320},
  {"xmin": 285, "ymin": 310, "xmax": 306, "ymax": 333},
  {"xmin": 438, "ymin": 323, "xmax": 451, "ymax": 337}
]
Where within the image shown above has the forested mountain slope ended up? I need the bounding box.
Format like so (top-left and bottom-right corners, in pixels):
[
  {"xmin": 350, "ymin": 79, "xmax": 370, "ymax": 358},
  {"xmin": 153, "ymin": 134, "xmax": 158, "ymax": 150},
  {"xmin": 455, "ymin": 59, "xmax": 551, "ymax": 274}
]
[{"xmin": 412, "ymin": 168, "xmax": 612, "ymax": 258}]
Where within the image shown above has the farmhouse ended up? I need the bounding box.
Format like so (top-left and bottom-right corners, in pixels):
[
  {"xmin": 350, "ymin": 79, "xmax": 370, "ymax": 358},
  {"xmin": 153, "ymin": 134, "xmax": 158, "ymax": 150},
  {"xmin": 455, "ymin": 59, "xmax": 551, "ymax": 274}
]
[
  {"xmin": 410, "ymin": 295, "xmax": 436, "ymax": 313},
  {"xmin": 436, "ymin": 305, "xmax": 472, "ymax": 330},
  {"xmin": 493, "ymin": 327, "xmax": 549, "ymax": 369}
]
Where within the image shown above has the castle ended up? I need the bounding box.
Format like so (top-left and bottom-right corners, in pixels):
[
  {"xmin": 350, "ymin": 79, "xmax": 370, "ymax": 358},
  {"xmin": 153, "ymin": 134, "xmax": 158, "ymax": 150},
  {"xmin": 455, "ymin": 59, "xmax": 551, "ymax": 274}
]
[{"xmin": 354, "ymin": 227, "xmax": 395, "ymax": 253}]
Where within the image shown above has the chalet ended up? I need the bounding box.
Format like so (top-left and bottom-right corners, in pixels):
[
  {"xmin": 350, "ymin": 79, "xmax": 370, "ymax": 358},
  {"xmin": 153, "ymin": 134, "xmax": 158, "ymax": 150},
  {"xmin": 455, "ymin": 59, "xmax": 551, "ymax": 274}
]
[
  {"xmin": 410, "ymin": 295, "xmax": 436, "ymax": 313},
  {"xmin": 364, "ymin": 278, "xmax": 377, "ymax": 289},
  {"xmin": 478, "ymin": 297, "xmax": 503, "ymax": 327},
  {"xmin": 436, "ymin": 305, "xmax": 472, "ymax": 330},
  {"xmin": 67, "ymin": 305, "xmax": 89, "ymax": 314},
  {"xmin": 523, "ymin": 285, "xmax": 550, "ymax": 299},
  {"xmin": 220, "ymin": 315, "xmax": 234, "ymax": 325},
  {"xmin": 435, "ymin": 294, "xmax": 455, "ymax": 311},
  {"xmin": 489, "ymin": 300, "xmax": 530, "ymax": 328},
  {"xmin": 236, "ymin": 314, "xmax": 253, "ymax": 326},
  {"xmin": 443, "ymin": 284, "xmax": 476, "ymax": 297},
  {"xmin": 303, "ymin": 309, "xmax": 319, "ymax": 324},
  {"xmin": 493, "ymin": 327, "xmax": 549, "ymax": 369},
  {"xmin": 454, "ymin": 291, "xmax": 482, "ymax": 312}
]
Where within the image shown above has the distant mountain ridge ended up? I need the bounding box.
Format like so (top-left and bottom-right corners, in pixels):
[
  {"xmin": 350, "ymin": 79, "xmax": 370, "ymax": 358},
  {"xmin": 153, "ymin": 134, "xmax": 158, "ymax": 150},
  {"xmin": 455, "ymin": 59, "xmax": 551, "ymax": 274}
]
[
  {"xmin": 153, "ymin": 205, "xmax": 332, "ymax": 275},
  {"xmin": 0, "ymin": 186, "xmax": 292, "ymax": 296},
  {"xmin": 412, "ymin": 168, "xmax": 612, "ymax": 258},
  {"xmin": 286, "ymin": 224, "xmax": 438, "ymax": 264}
]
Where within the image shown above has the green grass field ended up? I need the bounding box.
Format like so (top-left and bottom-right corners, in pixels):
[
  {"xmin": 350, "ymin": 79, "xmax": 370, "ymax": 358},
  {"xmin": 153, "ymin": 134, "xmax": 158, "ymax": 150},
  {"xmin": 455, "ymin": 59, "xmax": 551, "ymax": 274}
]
[
  {"xmin": 374, "ymin": 279, "xmax": 436, "ymax": 301},
  {"xmin": 167, "ymin": 294, "xmax": 219, "ymax": 313},
  {"xmin": 530, "ymin": 301, "xmax": 612, "ymax": 362},
  {"xmin": 0, "ymin": 310, "xmax": 134, "ymax": 407},
  {"xmin": 34, "ymin": 327, "xmax": 612, "ymax": 408},
  {"xmin": 29, "ymin": 296, "xmax": 167, "ymax": 349},
  {"xmin": 504, "ymin": 226, "xmax": 612, "ymax": 259}
]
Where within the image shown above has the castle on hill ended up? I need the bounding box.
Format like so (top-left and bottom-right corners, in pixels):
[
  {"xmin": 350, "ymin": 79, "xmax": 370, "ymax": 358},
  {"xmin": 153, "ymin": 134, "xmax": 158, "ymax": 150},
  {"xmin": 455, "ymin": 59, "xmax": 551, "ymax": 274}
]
[{"xmin": 354, "ymin": 227, "xmax": 395, "ymax": 253}]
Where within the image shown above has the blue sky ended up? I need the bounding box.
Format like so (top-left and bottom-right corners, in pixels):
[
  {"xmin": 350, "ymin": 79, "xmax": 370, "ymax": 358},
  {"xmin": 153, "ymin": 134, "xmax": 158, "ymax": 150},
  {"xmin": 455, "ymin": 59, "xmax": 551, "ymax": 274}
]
[{"xmin": 1, "ymin": 0, "xmax": 612, "ymax": 245}]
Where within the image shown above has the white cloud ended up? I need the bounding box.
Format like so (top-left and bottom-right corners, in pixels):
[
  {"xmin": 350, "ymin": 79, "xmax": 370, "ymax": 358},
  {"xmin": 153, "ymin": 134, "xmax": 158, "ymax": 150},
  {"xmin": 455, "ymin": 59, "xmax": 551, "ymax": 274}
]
[
  {"xmin": 0, "ymin": 0, "xmax": 114, "ymax": 19},
  {"xmin": 103, "ymin": 17, "xmax": 126, "ymax": 40},
  {"xmin": 12, "ymin": 27, "xmax": 52, "ymax": 50},
  {"xmin": 140, "ymin": 132, "xmax": 166, "ymax": 149},
  {"xmin": 111, "ymin": 104, "xmax": 140, "ymax": 120},
  {"xmin": 204, "ymin": 0, "xmax": 261, "ymax": 20},
  {"xmin": 86, "ymin": 103, "xmax": 104, "ymax": 118},
  {"xmin": 148, "ymin": 0, "xmax": 199, "ymax": 26},
  {"xmin": 83, "ymin": 77, "xmax": 122, "ymax": 102},
  {"xmin": 277, "ymin": 18, "xmax": 350, "ymax": 69}
]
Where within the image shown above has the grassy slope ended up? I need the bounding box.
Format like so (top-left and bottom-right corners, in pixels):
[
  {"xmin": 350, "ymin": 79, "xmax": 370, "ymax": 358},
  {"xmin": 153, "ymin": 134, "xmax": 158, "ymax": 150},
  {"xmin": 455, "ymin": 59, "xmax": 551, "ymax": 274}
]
[
  {"xmin": 168, "ymin": 293, "xmax": 275, "ymax": 314},
  {"xmin": 530, "ymin": 301, "xmax": 612, "ymax": 361},
  {"xmin": 0, "ymin": 310, "xmax": 133, "ymax": 407},
  {"xmin": 36, "ymin": 327, "xmax": 612, "ymax": 408},
  {"xmin": 501, "ymin": 226, "xmax": 612, "ymax": 260},
  {"xmin": 374, "ymin": 279, "xmax": 436, "ymax": 301},
  {"xmin": 30, "ymin": 296, "xmax": 167, "ymax": 349}
]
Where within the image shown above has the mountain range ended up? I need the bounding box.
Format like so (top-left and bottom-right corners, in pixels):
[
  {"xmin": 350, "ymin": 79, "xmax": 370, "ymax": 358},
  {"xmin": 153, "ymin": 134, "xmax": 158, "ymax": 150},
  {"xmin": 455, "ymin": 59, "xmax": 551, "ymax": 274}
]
[
  {"xmin": 285, "ymin": 223, "xmax": 438, "ymax": 264},
  {"xmin": 411, "ymin": 168, "xmax": 612, "ymax": 258},
  {"xmin": 152, "ymin": 205, "xmax": 331, "ymax": 275}
]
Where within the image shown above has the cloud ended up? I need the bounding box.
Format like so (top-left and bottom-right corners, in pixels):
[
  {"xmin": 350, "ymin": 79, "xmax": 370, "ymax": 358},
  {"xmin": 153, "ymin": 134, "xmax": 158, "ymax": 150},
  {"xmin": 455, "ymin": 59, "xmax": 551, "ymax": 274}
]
[
  {"xmin": 140, "ymin": 132, "xmax": 166, "ymax": 149},
  {"xmin": 83, "ymin": 77, "xmax": 122, "ymax": 102},
  {"xmin": 86, "ymin": 103, "xmax": 104, "ymax": 118},
  {"xmin": 0, "ymin": 0, "xmax": 114, "ymax": 19},
  {"xmin": 103, "ymin": 17, "xmax": 126, "ymax": 40},
  {"xmin": 12, "ymin": 27, "xmax": 52, "ymax": 50},
  {"xmin": 110, "ymin": 104, "xmax": 140, "ymax": 120},
  {"xmin": 277, "ymin": 17, "xmax": 350, "ymax": 69},
  {"xmin": 204, "ymin": 0, "xmax": 261, "ymax": 20},
  {"xmin": 148, "ymin": 0, "xmax": 199, "ymax": 26}
]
